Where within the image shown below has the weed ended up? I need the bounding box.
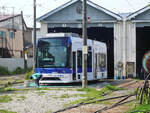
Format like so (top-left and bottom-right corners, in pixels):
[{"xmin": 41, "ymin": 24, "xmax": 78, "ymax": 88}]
[
  {"xmin": 15, "ymin": 79, "xmax": 24, "ymax": 83},
  {"xmin": 106, "ymin": 84, "xmax": 124, "ymax": 91},
  {"xmin": 70, "ymin": 85, "xmax": 124, "ymax": 105},
  {"xmin": 0, "ymin": 109, "xmax": 17, "ymax": 113},
  {"xmin": 50, "ymin": 95, "xmax": 60, "ymax": 99},
  {"xmin": 128, "ymin": 104, "xmax": 150, "ymax": 113},
  {"xmin": 36, "ymin": 91, "xmax": 46, "ymax": 95},
  {"xmin": 17, "ymin": 96, "xmax": 26, "ymax": 100},
  {"xmin": 0, "ymin": 95, "xmax": 12, "ymax": 103},
  {"xmin": 36, "ymin": 87, "xmax": 51, "ymax": 90},
  {"xmin": 0, "ymin": 87, "xmax": 14, "ymax": 93},
  {"xmin": 60, "ymin": 94, "xmax": 70, "ymax": 98},
  {"xmin": 24, "ymin": 70, "xmax": 33, "ymax": 80},
  {"xmin": 45, "ymin": 110, "xmax": 52, "ymax": 113}
]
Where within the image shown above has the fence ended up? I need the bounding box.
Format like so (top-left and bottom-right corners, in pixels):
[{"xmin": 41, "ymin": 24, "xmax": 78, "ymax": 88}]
[{"xmin": 0, "ymin": 58, "xmax": 33, "ymax": 71}]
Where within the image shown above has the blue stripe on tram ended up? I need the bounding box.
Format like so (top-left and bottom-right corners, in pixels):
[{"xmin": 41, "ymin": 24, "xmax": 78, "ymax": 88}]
[{"xmin": 35, "ymin": 68, "xmax": 72, "ymax": 74}]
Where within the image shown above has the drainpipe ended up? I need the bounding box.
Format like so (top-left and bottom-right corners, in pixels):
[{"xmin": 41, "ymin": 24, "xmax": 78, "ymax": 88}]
[{"xmin": 122, "ymin": 18, "xmax": 126, "ymax": 78}]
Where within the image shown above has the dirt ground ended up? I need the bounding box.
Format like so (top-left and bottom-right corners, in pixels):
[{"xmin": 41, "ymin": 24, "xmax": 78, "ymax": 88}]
[{"xmin": 0, "ymin": 75, "xmax": 145, "ymax": 113}]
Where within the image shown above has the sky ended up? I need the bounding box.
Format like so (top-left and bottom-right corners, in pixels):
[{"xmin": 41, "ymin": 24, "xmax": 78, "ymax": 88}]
[{"xmin": 0, "ymin": 0, "xmax": 149, "ymax": 27}]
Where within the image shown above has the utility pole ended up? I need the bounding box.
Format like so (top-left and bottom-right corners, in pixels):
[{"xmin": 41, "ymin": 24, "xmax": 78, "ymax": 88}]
[
  {"xmin": 21, "ymin": 11, "xmax": 27, "ymax": 69},
  {"xmin": 82, "ymin": 0, "xmax": 88, "ymax": 88},
  {"xmin": 33, "ymin": 0, "xmax": 37, "ymax": 71}
]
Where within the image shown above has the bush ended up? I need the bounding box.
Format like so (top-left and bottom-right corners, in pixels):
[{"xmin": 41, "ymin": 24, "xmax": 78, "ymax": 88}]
[
  {"xmin": 24, "ymin": 71, "xmax": 33, "ymax": 80},
  {"xmin": 0, "ymin": 66, "xmax": 33, "ymax": 75},
  {"xmin": 13, "ymin": 67, "xmax": 33, "ymax": 75},
  {"xmin": 13, "ymin": 67, "xmax": 25, "ymax": 74},
  {"xmin": 0, "ymin": 66, "xmax": 9, "ymax": 75}
]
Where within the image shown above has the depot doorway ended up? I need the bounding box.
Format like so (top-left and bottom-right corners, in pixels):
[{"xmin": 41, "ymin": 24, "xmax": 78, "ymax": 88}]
[
  {"xmin": 136, "ymin": 27, "xmax": 150, "ymax": 77},
  {"xmin": 48, "ymin": 27, "xmax": 114, "ymax": 78}
]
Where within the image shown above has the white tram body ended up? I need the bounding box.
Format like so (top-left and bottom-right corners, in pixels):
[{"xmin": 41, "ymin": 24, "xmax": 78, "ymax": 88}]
[{"xmin": 35, "ymin": 33, "xmax": 107, "ymax": 83}]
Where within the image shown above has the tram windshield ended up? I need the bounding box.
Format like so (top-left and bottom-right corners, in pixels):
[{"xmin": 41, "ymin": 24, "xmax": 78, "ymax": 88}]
[{"xmin": 36, "ymin": 37, "xmax": 71, "ymax": 68}]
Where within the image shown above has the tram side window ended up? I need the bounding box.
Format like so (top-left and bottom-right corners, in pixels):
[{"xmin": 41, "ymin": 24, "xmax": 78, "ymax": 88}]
[
  {"xmin": 98, "ymin": 54, "xmax": 106, "ymax": 69},
  {"xmin": 77, "ymin": 51, "xmax": 82, "ymax": 68},
  {"xmin": 87, "ymin": 52, "xmax": 92, "ymax": 68}
]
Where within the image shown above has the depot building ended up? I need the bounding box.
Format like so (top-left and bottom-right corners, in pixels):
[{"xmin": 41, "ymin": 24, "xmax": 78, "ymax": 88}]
[{"xmin": 37, "ymin": 0, "xmax": 150, "ymax": 78}]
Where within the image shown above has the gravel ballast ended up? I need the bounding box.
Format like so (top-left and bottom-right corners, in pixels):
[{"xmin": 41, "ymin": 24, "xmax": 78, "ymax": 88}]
[{"xmin": 0, "ymin": 89, "xmax": 86, "ymax": 113}]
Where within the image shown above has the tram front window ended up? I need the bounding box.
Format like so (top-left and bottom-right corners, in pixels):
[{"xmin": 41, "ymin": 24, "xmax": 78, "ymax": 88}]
[{"xmin": 36, "ymin": 37, "xmax": 71, "ymax": 68}]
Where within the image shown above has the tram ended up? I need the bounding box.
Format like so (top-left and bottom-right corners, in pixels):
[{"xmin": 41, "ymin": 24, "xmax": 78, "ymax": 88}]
[{"xmin": 35, "ymin": 33, "xmax": 107, "ymax": 83}]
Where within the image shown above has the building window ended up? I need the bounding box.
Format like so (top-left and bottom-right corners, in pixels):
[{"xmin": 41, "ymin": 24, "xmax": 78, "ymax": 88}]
[
  {"xmin": 0, "ymin": 31, "xmax": 6, "ymax": 38},
  {"xmin": 9, "ymin": 32, "xmax": 14, "ymax": 38}
]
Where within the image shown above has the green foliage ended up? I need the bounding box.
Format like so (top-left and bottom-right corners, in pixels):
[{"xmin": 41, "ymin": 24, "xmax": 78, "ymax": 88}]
[
  {"xmin": 0, "ymin": 66, "xmax": 9, "ymax": 75},
  {"xmin": 106, "ymin": 84, "xmax": 124, "ymax": 91},
  {"xmin": 17, "ymin": 96, "xmax": 26, "ymax": 100},
  {"xmin": 0, "ymin": 95, "xmax": 12, "ymax": 103},
  {"xmin": 60, "ymin": 94, "xmax": 70, "ymax": 98},
  {"xmin": 36, "ymin": 88, "xmax": 51, "ymax": 90},
  {"xmin": 36, "ymin": 91, "xmax": 46, "ymax": 95},
  {"xmin": 13, "ymin": 67, "xmax": 33, "ymax": 75},
  {"xmin": 71, "ymin": 85, "xmax": 124, "ymax": 105},
  {"xmin": 0, "ymin": 87, "xmax": 16, "ymax": 93},
  {"xmin": 128, "ymin": 104, "xmax": 150, "ymax": 113},
  {"xmin": 3, "ymin": 87, "xmax": 16, "ymax": 92},
  {"xmin": 0, "ymin": 65, "xmax": 33, "ymax": 75},
  {"xmin": 13, "ymin": 67, "xmax": 25, "ymax": 74},
  {"xmin": 0, "ymin": 109, "xmax": 17, "ymax": 113},
  {"xmin": 24, "ymin": 71, "xmax": 33, "ymax": 80}
]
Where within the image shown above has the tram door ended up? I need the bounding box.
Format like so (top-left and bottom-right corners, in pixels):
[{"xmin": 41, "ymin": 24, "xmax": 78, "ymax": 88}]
[
  {"xmin": 72, "ymin": 52, "xmax": 76, "ymax": 80},
  {"xmin": 95, "ymin": 53, "xmax": 101, "ymax": 79},
  {"xmin": 94, "ymin": 53, "xmax": 98, "ymax": 79},
  {"xmin": 77, "ymin": 50, "xmax": 82, "ymax": 80}
]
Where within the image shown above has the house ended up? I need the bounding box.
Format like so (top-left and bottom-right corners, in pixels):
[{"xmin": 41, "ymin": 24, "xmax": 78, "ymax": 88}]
[{"xmin": 0, "ymin": 14, "xmax": 32, "ymax": 58}]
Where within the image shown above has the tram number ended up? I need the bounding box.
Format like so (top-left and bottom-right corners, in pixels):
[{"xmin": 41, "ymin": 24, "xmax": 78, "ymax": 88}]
[{"xmin": 52, "ymin": 74, "xmax": 64, "ymax": 78}]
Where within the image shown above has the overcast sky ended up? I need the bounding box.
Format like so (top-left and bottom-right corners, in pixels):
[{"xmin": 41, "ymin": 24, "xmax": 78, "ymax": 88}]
[{"xmin": 0, "ymin": 0, "xmax": 149, "ymax": 27}]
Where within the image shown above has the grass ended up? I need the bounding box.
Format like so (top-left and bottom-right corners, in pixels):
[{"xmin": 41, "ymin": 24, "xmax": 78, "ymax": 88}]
[
  {"xmin": 0, "ymin": 87, "xmax": 23, "ymax": 93},
  {"xmin": 36, "ymin": 87, "xmax": 67, "ymax": 91},
  {"xmin": 36, "ymin": 88, "xmax": 51, "ymax": 90},
  {"xmin": 0, "ymin": 78, "xmax": 24, "ymax": 89},
  {"xmin": 36, "ymin": 91, "xmax": 46, "ymax": 95},
  {"xmin": 69, "ymin": 85, "xmax": 124, "ymax": 105},
  {"xmin": 0, "ymin": 95, "xmax": 12, "ymax": 103},
  {"xmin": 0, "ymin": 87, "xmax": 32, "ymax": 94},
  {"xmin": 128, "ymin": 104, "xmax": 150, "ymax": 113},
  {"xmin": 17, "ymin": 96, "xmax": 26, "ymax": 101},
  {"xmin": 51, "ymin": 95, "xmax": 59, "ymax": 99},
  {"xmin": 60, "ymin": 94, "xmax": 70, "ymax": 98},
  {"xmin": 45, "ymin": 110, "xmax": 52, "ymax": 113},
  {"xmin": 0, "ymin": 109, "xmax": 17, "ymax": 113}
]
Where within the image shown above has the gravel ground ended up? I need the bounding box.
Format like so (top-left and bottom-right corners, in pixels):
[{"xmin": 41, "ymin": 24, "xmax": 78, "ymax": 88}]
[{"xmin": 0, "ymin": 89, "xmax": 86, "ymax": 113}]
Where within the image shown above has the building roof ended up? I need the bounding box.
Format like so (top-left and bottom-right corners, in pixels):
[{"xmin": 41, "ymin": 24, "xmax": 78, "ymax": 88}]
[
  {"xmin": 0, "ymin": 14, "xmax": 14, "ymax": 21},
  {"xmin": 0, "ymin": 14, "xmax": 21, "ymax": 22},
  {"xmin": 127, "ymin": 5, "xmax": 150, "ymax": 20},
  {"xmin": 118, "ymin": 13, "xmax": 132, "ymax": 18},
  {"xmin": 0, "ymin": 14, "xmax": 28, "ymax": 29},
  {"xmin": 37, "ymin": 0, "xmax": 122, "ymax": 22}
]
